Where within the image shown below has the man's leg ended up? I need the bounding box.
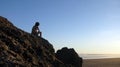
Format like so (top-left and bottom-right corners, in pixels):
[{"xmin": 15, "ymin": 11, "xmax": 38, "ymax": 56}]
[{"xmin": 40, "ymin": 32, "xmax": 42, "ymax": 37}]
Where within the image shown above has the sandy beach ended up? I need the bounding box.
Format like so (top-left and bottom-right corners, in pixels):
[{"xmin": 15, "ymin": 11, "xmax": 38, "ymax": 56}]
[{"xmin": 83, "ymin": 58, "xmax": 120, "ymax": 67}]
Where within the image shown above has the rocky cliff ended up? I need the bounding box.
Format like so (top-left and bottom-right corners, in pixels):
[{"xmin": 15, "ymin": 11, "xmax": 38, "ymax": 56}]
[{"xmin": 0, "ymin": 16, "xmax": 82, "ymax": 67}]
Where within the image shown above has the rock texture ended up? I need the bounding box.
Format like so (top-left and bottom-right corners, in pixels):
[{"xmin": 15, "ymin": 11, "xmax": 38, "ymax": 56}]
[
  {"xmin": 0, "ymin": 16, "xmax": 83, "ymax": 67},
  {"xmin": 56, "ymin": 47, "xmax": 83, "ymax": 67}
]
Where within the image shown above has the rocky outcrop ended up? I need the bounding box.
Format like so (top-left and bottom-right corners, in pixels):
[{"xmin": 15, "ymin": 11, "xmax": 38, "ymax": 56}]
[
  {"xmin": 0, "ymin": 16, "xmax": 83, "ymax": 67},
  {"xmin": 56, "ymin": 47, "xmax": 83, "ymax": 67}
]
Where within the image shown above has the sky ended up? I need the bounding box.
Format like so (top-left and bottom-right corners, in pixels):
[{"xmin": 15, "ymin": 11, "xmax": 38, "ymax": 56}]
[{"xmin": 0, "ymin": 0, "xmax": 120, "ymax": 54}]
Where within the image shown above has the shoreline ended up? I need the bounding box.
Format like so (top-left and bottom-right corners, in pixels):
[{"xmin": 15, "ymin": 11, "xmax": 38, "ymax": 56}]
[
  {"xmin": 80, "ymin": 54, "xmax": 120, "ymax": 59},
  {"xmin": 83, "ymin": 57, "xmax": 120, "ymax": 60},
  {"xmin": 83, "ymin": 58, "xmax": 120, "ymax": 67}
]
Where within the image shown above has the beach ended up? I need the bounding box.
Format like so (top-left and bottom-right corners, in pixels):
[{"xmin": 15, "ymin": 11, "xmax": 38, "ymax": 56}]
[{"xmin": 83, "ymin": 58, "xmax": 120, "ymax": 67}]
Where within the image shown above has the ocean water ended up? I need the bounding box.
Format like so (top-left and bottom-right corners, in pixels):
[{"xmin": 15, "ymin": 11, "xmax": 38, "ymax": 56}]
[{"xmin": 79, "ymin": 54, "xmax": 120, "ymax": 59}]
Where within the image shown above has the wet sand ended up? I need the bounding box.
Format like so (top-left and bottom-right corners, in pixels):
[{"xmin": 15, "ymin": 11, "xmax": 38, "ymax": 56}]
[{"xmin": 83, "ymin": 58, "xmax": 120, "ymax": 67}]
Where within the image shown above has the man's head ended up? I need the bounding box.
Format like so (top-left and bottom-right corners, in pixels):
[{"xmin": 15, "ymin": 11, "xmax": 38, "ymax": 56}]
[{"xmin": 35, "ymin": 22, "xmax": 39, "ymax": 26}]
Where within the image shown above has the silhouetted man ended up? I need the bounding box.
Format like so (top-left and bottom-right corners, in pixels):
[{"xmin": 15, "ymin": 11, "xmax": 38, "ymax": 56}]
[{"xmin": 31, "ymin": 22, "xmax": 42, "ymax": 37}]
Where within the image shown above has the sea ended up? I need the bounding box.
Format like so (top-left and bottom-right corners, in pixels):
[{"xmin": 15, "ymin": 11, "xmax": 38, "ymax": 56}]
[{"xmin": 79, "ymin": 54, "xmax": 120, "ymax": 59}]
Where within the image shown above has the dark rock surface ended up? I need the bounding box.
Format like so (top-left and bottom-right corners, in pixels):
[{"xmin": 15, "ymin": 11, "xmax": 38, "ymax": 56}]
[
  {"xmin": 56, "ymin": 47, "xmax": 83, "ymax": 67},
  {"xmin": 0, "ymin": 16, "xmax": 83, "ymax": 67}
]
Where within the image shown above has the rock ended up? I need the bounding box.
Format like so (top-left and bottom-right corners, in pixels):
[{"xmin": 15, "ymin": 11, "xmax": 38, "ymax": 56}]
[
  {"xmin": 0, "ymin": 16, "xmax": 56, "ymax": 67},
  {"xmin": 56, "ymin": 47, "xmax": 83, "ymax": 67},
  {"xmin": 0, "ymin": 16, "xmax": 83, "ymax": 67}
]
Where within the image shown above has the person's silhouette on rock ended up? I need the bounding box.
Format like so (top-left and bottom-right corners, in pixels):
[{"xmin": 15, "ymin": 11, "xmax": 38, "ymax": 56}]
[{"xmin": 31, "ymin": 22, "xmax": 42, "ymax": 37}]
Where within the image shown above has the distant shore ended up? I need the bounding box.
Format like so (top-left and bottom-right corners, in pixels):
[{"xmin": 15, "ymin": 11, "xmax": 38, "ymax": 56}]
[
  {"xmin": 80, "ymin": 54, "xmax": 120, "ymax": 59},
  {"xmin": 83, "ymin": 58, "xmax": 120, "ymax": 67}
]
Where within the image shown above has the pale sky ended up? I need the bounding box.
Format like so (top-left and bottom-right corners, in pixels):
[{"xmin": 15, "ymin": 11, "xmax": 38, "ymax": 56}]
[{"xmin": 1, "ymin": 0, "xmax": 120, "ymax": 54}]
